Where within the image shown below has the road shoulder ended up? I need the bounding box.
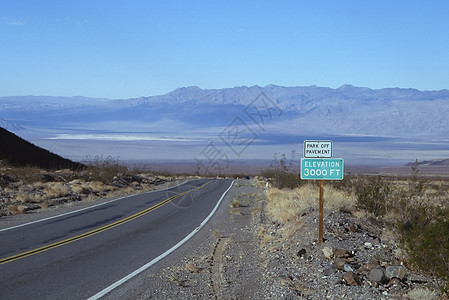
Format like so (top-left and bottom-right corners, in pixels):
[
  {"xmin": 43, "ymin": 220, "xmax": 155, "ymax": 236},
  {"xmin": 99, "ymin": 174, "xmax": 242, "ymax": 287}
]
[{"xmin": 106, "ymin": 178, "xmax": 266, "ymax": 299}]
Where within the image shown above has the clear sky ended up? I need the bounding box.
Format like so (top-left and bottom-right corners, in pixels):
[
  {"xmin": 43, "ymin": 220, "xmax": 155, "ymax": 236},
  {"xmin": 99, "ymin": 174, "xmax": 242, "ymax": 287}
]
[{"xmin": 1, "ymin": 0, "xmax": 448, "ymax": 99}]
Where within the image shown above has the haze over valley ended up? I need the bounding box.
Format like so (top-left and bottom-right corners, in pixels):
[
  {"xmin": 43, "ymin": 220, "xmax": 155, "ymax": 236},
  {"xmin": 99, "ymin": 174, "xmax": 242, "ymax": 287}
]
[{"xmin": 1, "ymin": 84, "xmax": 448, "ymax": 170}]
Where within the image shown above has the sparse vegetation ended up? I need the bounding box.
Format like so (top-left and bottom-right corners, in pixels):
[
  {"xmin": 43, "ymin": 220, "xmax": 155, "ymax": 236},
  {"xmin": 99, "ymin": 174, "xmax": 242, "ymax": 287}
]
[
  {"xmin": 261, "ymin": 151, "xmax": 300, "ymax": 189},
  {"xmin": 185, "ymin": 260, "xmax": 201, "ymax": 273},
  {"xmin": 0, "ymin": 156, "xmax": 173, "ymax": 217},
  {"xmin": 168, "ymin": 275, "xmax": 188, "ymax": 287},
  {"xmin": 230, "ymin": 198, "xmax": 242, "ymax": 214},
  {"xmin": 352, "ymin": 161, "xmax": 449, "ymax": 293},
  {"xmin": 260, "ymin": 159, "xmax": 449, "ymax": 294},
  {"xmin": 355, "ymin": 175, "xmax": 391, "ymax": 217},
  {"xmin": 405, "ymin": 287, "xmax": 439, "ymax": 300},
  {"xmin": 265, "ymin": 184, "xmax": 355, "ymax": 225},
  {"xmin": 82, "ymin": 155, "xmax": 128, "ymax": 184},
  {"xmin": 7, "ymin": 204, "xmax": 27, "ymax": 214},
  {"xmin": 230, "ymin": 198, "xmax": 241, "ymax": 208}
]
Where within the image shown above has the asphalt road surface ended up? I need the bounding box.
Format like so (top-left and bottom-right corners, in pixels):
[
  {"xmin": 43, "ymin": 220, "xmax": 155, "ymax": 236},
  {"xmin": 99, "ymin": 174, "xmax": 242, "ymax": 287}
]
[{"xmin": 0, "ymin": 179, "xmax": 234, "ymax": 299}]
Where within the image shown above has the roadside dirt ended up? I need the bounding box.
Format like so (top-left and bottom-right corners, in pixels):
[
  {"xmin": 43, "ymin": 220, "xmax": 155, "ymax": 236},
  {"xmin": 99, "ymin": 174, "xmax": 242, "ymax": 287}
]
[{"xmin": 105, "ymin": 178, "xmax": 263, "ymax": 299}]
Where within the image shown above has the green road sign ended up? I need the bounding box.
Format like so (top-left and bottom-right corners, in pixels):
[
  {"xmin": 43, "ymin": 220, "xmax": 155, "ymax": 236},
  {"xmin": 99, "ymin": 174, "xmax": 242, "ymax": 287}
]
[{"xmin": 300, "ymin": 158, "xmax": 344, "ymax": 180}]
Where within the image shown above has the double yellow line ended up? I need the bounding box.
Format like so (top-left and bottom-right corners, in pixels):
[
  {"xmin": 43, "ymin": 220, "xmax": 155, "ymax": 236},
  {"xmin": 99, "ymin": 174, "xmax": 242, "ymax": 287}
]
[{"xmin": 0, "ymin": 181, "xmax": 212, "ymax": 265}]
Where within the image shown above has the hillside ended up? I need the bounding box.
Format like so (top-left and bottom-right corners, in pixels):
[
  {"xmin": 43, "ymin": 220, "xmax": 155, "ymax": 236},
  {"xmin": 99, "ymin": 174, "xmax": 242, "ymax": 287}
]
[{"xmin": 0, "ymin": 127, "xmax": 82, "ymax": 170}]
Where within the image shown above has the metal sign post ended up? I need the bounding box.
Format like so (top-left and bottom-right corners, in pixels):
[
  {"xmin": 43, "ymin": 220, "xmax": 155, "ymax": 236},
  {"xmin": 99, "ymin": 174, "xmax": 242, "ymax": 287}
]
[{"xmin": 301, "ymin": 140, "xmax": 343, "ymax": 244}]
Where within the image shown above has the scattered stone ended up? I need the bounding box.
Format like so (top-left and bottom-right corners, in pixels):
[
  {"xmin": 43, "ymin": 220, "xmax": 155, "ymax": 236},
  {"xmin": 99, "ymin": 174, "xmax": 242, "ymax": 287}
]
[
  {"xmin": 368, "ymin": 267, "xmax": 387, "ymax": 284},
  {"xmin": 334, "ymin": 258, "xmax": 347, "ymax": 270},
  {"xmin": 297, "ymin": 248, "xmax": 307, "ymax": 258},
  {"xmin": 346, "ymin": 257, "xmax": 357, "ymax": 263},
  {"xmin": 322, "ymin": 265, "xmax": 336, "ymax": 276},
  {"xmin": 367, "ymin": 216, "xmax": 380, "ymax": 226},
  {"xmin": 346, "ymin": 224, "xmax": 357, "ymax": 232},
  {"xmin": 385, "ymin": 266, "xmax": 407, "ymax": 280},
  {"xmin": 343, "ymin": 264, "xmax": 354, "ymax": 272},
  {"xmin": 323, "ymin": 247, "xmax": 333, "ymax": 259},
  {"xmin": 364, "ymin": 242, "xmax": 373, "ymax": 249},
  {"xmin": 371, "ymin": 238, "xmax": 380, "ymax": 245},
  {"xmin": 387, "ymin": 277, "xmax": 401, "ymax": 288},
  {"xmin": 368, "ymin": 258, "xmax": 380, "ymax": 266},
  {"xmin": 358, "ymin": 263, "xmax": 378, "ymax": 276},
  {"xmin": 342, "ymin": 271, "xmax": 360, "ymax": 286},
  {"xmin": 408, "ymin": 273, "xmax": 431, "ymax": 283},
  {"xmin": 333, "ymin": 248, "xmax": 352, "ymax": 258}
]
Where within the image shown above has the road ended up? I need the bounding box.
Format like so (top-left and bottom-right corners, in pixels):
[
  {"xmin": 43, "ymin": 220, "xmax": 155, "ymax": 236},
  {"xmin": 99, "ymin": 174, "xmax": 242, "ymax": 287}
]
[{"xmin": 0, "ymin": 179, "xmax": 234, "ymax": 299}]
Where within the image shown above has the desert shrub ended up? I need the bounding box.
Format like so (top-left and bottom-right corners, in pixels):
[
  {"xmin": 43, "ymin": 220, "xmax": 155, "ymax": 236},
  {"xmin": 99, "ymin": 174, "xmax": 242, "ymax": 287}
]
[
  {"xmin": 266, "ymin": 151, "xmax": 300, "ymax": 189},
  {"xmin": 260, "ymin": 169, "xmax": 275, "ymax": 179},
  {"xmin": 330, "ymin": 175, "xmax": 356, "ymax": 195},
  {"xmin": 405, "ymin": 288, "xmax": 439, "ymax": 300},
  {"xmin": 399, "ymin": 206, "xmax": 449, "ymax": 291},
  {"xmin": 82, "ymin": 156, "xmax": 128, "ymax": 184},
  {"xmin": 230, "ymin": 198, "xmax": 241, "ymax": 208},
  {"xmin": 15, "ymin": 192, "xmax": 31, "ymax": 203},
  {"xmin": 394, "ymin": 162, "xmax": 448, "ymax": 289},
  {"xmin": 409, "ymin": 159, "xmax": 425, "ymax": 196},
  {"xmin": 7, "ymin": 165, "xmax": 43, "ymax": 184},
  {"xmin": 43, "ymin": 182, "xmax": 72, "ymax": 198},
  {"xmin": 266, "ymin": 184, "xmax": 355, "ymax": 224},
  {"xmin": 153, "ymin": 169, "xmax": 172, "ymax": 177},
  {"xmin": 353, "ymin": 162, "xmax": 449, "ymax": 291},
  {"xmin": 8, "ymin": 204, "xmax": 28, "ymax": 214},
  {"xmin": 355, "ymin": 176, "xmax": 391, "ymax": 217},
  {"xmin": 394, "ymin": 162, "xmax": 448, "ymax": 292},
  {"xmin": 0, "ymin": 173, "xmax": 18, "ymax": 188}
]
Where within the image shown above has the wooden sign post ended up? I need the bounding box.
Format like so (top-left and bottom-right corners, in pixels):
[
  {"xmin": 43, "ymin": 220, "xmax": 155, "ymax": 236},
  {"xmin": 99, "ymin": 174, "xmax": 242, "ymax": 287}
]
[
  {"xmin": 319, "ymin": 179, "xmax": 324, "ymax": 243},
  {"xmin": 301, "ymin": 141, "xmax": 344, "ymax": 244}
]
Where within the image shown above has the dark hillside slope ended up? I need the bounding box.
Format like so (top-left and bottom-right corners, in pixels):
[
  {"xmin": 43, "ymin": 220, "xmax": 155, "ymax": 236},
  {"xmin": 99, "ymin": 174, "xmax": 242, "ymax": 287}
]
[{"xmin": 0, "ymin": 127, "xmax": 83, "ymax": 170}]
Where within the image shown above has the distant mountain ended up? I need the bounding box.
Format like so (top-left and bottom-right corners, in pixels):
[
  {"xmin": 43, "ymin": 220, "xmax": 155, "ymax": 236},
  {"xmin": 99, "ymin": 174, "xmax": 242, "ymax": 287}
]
[
  {"xmin": 0, "ymin": 127, "xmax": 83, "ymax": 170},
  {"xmin": 0, "ymin": 118, "xmax": 23, "ymax": 132},
  {"xmin": 1, "ymin": 84, "xmax": 448, "ymax": 138},
  {"xmin": 406, "ymin": 158, "xmax": 449, "ymax": 166}
]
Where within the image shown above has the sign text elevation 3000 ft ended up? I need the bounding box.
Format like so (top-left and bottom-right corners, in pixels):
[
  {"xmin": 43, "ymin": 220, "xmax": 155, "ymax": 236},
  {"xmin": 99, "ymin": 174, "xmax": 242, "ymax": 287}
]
[{"xmin": 300, "ymin": 158, "xmax": 344, "ymax": 180}]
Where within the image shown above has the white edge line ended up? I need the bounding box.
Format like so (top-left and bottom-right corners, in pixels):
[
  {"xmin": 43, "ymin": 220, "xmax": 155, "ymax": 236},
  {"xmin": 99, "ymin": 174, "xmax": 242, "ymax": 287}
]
[
  {"xmin": 0, "ymin": 180, "xmax": 189, "ymax": 233},
  {"xmin": 87, "ymin": 179, "xmax": 235, "ymax": 300}
]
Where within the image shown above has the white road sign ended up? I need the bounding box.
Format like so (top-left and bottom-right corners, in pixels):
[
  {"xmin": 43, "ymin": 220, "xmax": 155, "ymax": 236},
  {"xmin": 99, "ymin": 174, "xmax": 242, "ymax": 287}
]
[{"xmin": 304, "ymin": 140, "xmax": 332, "ymax": 158}]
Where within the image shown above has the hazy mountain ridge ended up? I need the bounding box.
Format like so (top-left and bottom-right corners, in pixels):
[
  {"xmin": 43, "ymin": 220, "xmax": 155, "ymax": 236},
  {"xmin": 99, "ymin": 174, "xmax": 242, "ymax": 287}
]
[
  {"xmin": 406, "ymin": 158, "xmax": 449, "ymax": 166},
  {"xmin": 0, "ymin": 118, "xmax": 23, "ymax": 131},
  {"xmin": 0, "ymin": 84, "xmax": 448, "ymax": 138}
]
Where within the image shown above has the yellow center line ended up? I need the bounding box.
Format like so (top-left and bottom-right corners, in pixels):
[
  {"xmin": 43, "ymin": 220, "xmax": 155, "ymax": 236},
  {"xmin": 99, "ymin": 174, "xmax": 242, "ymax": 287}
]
[{"xmin": 0, "ymin": 180, "xmax": 212, "ymax": 265}]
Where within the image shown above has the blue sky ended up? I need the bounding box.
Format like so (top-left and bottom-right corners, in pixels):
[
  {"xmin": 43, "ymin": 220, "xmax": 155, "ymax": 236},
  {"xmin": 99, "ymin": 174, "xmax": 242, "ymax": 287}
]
[{"xmin": 1, "ymin": 0, "xmax": 448, "ymax": 99}]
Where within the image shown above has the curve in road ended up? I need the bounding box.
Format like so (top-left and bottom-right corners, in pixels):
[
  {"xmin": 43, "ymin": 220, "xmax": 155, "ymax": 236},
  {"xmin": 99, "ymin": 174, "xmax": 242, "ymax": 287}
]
[{"xmin": 0, "ymin": 178, "xmax": 234, "ymax": 299}]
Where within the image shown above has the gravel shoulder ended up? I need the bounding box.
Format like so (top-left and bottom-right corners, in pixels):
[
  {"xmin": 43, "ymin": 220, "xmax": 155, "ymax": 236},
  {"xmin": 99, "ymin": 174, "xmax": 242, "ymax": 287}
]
[{"xmin": 106, "ymin": 178, "xmax": 266, "ymax": 300}]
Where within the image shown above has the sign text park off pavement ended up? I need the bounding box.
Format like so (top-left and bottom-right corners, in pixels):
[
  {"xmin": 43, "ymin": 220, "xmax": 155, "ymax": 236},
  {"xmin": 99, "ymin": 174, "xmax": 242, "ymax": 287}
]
[{"xmin": 304, "ymin": 140, "xmax": 332, "ymax": 158}]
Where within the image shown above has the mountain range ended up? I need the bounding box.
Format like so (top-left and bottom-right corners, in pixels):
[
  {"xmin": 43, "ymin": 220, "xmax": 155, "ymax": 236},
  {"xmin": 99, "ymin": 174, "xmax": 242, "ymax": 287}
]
[{"xmin": 1, "ymin": 84, "xmax": 448, "ymax": 165}]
